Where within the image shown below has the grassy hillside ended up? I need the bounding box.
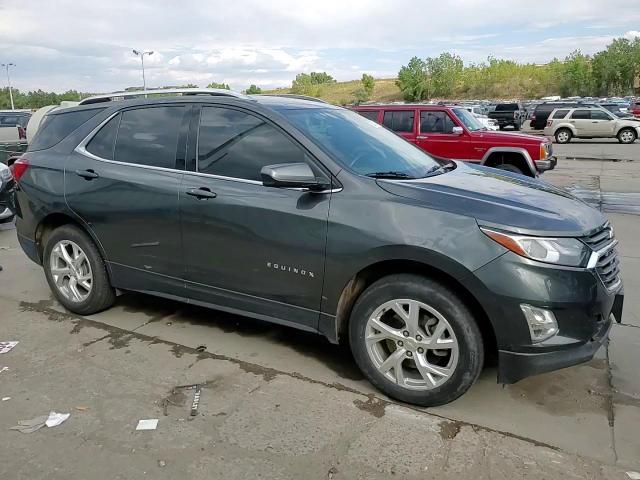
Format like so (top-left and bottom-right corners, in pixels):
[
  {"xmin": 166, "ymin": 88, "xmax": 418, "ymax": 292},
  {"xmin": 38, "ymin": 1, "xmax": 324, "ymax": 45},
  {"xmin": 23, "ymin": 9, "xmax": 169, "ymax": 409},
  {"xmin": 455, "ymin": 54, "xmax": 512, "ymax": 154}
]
[{"xmin": 264, "ymin": 78, "xmax": 403, "ymax": 105}]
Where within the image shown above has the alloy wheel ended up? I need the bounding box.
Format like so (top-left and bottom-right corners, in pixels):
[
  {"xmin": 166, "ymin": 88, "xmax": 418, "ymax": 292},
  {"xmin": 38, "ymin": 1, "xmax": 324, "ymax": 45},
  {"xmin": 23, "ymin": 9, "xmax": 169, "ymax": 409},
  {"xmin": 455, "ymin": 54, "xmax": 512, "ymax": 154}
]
[
  {"xmin": 49, "ymin": 240, "xmax": 93, "ymax": 303},
  {"xmin": 365, "ymin": 299, "xmax": 459, "ymax": 390},
  {"xmin": 620, "ymin": 130, "xmax": 635, "ymax": 143},
  {"xmin": 557, "ymin": 131, "xmax": 570, "ymax": 143}
]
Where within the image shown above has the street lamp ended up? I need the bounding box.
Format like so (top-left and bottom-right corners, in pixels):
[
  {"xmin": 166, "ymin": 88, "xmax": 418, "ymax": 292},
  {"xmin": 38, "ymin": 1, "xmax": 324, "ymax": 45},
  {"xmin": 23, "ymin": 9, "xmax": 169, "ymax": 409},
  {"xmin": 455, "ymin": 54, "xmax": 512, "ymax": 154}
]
[
  {"xmin": 132, "ymin": 50, "xmax": 153, "ymax": 90},
  {"xmin": 1, "ymin": 63, "xmax": 15, "ymax": 110}
]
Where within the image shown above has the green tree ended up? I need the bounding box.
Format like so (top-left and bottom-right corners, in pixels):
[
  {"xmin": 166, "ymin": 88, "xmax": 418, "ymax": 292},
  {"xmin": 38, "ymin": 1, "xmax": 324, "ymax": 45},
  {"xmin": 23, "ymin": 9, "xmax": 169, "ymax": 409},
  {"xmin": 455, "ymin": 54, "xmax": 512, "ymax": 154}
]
[
  {"xmin": 245, "ymin": 84, "xmax": 262, "ymax": 94},
  {"xmin": 291, "ymin": 72, "xmax": 336, "ymax": 96},
  {"xmin": 396, "ymin": 56, "xmax": 431, "ymax": 101},
  {"xmin": 361, "ymin": 73, "xmax": 375, "ymax": 96},
  {"xmin": 207, "ymin": 82, "xmax": 230, "ymax": 90},
  {"xmin": 559, "ymin": 51, "xmax": 593, "ymax": 97}
]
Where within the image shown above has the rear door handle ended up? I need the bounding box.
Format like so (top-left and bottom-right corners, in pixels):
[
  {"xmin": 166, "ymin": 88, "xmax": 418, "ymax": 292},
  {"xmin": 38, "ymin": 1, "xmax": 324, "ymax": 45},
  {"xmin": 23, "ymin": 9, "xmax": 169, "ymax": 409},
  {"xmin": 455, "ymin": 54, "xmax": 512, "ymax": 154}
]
[
  {"xmin": 75, "ymin": 169, "xmax": 99, "ymax": 180},
  {"xmin": 186, "ymin": 187, "xmax": 217, "ymax": 199}
]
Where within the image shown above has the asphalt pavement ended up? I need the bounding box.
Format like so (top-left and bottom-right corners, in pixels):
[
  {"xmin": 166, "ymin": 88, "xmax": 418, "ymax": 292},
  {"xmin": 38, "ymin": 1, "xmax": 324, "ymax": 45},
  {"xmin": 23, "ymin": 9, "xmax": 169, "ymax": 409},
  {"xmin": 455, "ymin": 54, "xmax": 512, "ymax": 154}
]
[{"xmin": 0, "ymin": 156, "xmax": 639, "ymax": 479}]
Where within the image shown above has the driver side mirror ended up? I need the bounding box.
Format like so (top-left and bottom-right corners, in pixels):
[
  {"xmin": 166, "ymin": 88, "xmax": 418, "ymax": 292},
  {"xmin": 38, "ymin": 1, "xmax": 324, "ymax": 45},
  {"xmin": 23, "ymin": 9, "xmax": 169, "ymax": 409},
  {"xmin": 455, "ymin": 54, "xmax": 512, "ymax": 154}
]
[
  {"xmin": 261, "ymin": 163, "xmax": 328, "ymax": 191},
  {"xmin": 452, "ymin": 126, "xmax": 464, "ymax": 135}
]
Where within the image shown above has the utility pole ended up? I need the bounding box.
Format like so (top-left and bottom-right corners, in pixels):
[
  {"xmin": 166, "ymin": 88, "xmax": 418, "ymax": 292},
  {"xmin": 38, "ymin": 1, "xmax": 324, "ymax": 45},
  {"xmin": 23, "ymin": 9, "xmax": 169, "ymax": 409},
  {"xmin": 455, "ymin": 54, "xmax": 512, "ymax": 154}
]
[
  {"xmin": 132, "ymin": 50, "xmax": 153, "ymax": 90},
  {"xmin": 1, "ymin": 63, "xmax": 15, "ymax": 110}
]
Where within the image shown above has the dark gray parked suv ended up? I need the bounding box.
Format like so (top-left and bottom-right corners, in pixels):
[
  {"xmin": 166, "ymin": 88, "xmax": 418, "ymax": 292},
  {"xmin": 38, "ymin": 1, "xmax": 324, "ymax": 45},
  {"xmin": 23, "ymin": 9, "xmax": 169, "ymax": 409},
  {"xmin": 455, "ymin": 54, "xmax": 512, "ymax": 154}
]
[{"xmin": 11, "ymin": 89, "xmax": 623, "ymax": 406}]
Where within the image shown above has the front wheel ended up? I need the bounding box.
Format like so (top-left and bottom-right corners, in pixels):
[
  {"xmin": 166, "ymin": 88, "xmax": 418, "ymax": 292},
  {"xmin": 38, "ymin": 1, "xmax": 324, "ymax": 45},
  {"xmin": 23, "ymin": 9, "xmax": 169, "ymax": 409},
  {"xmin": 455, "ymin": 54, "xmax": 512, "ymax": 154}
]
[
  {"xmin": 43, "ymin": 224, "xmax": 115, "ymax": 315},
  {"xmin": 618, "ymin": 128, "xmax": 637, "ymax": 144},
  {"xmin": 349, "ymin": 274, "xmax": 484, "ymax": 406}
]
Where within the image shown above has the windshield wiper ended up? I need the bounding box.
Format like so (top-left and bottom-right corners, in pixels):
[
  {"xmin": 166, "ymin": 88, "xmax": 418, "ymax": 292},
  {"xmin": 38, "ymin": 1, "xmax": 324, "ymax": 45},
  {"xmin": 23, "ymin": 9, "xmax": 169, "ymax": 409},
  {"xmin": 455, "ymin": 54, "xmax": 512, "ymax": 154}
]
[
  {"xmin": 420, "ymin": 161, "xmax": 456, "ymax": 177},
  {"xmin": 365, "ymin": 171, "xmax": 415, "ymax": 179}
]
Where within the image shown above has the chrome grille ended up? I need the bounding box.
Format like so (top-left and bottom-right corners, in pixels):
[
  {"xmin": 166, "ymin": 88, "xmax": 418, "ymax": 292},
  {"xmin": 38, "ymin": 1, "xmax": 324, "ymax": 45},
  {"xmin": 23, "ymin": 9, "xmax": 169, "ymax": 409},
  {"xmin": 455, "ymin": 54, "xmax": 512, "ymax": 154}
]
[{"xmin": 583, "ymin": 223, "xmax": 621, "ymax": 291}]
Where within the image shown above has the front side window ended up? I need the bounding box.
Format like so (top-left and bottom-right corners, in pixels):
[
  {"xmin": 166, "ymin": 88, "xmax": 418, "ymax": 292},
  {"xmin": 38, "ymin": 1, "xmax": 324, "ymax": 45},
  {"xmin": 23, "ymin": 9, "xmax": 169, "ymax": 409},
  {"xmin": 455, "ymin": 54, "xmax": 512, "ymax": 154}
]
[
  {"xmin": 420, "ymin": 111, "xmax": 456, "ymax": 133},
  {"xmin": 113, "ymin": 106, "xmax": 186, "ymax": 169},
  {"xmin": 571, "ymin": 110, "xmax": 591, "ymax": 120},
  {"xmin": 279, "ymin": 107, "xmax": 441, "ymax": 178},
  {"xmin": 382, "ymin": 110, "xmax": 415, "ymax": 132},
  {"xmin": 197, "ymin": 107, "xmax": 310, "ymax": 181},
  {"xmin": 591, "ymin": 110, "xmax": 612, "ymax": 120}
]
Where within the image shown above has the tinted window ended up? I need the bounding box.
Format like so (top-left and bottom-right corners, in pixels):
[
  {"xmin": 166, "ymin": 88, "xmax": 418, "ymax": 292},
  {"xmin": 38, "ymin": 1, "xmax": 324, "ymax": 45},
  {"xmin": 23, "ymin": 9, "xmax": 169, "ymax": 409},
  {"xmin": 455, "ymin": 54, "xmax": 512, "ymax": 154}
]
[
  {"xmin": 571, "ymin": 110, "xmax": 591, "ymax": 120},
  {"xmin": 0, "ymin": 115, "xmax": 20, "ymax": 126},
  {"xmin": 551, "ymin": 109, "xmax": 569, "ymax": 119},
  {"xmin": 86, "ymin": 114, "xmax": 120, "ymax": 160},
  {"xmin": 279, "ymin": 108, "xmax": 441, "ymax": 178},
  {"xmin": 383, "ymin": 110, "xmax": 415, "ymax": 132},
  {"xmin": 358, "ymin": 110, "xmax": 379, "ymax": 122},
  {"xmin": 591, "ymin": 110, "xmax": 612, "ymax": 120},
  {"xmin": 495, "ymin": 103, "xmax": 519, "ymax": 111},
  {"xmin": 28, "ymin": 108, "xmax": 104, "ymax": 151},
  {"xmin": 113, "ymin": 106, "xmax": 186, "ymax": 169},
  {"xmin": 420, "ymin": 111, "xmax": 456, "ymax": 133},
  {"xmin": 198, "ymin": 107, "xmax": 308, "ymax": 181}
]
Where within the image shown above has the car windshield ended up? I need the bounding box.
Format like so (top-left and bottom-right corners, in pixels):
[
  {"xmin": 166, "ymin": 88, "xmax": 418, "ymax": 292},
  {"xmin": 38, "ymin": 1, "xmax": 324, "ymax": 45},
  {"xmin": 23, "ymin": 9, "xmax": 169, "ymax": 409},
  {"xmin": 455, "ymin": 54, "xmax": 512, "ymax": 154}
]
[
  {"xmin": 280, "ymin": 107, "xmax": 443, "ymax": 178},
  {"xmin": 452, "ymin": 108, "xmax": 484, "ymax": 131}
]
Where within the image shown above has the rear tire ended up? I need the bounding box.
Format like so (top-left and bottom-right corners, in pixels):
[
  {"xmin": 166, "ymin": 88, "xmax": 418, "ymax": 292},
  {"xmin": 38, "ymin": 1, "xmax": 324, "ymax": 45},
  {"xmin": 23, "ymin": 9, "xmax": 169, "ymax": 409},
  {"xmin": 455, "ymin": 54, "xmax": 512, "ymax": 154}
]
[
  {"xmin": 349, "ymin": 274, "xmax": 484, "ymax": 406},
  {"xmin": 618, "ymin": 128, "xmax": 637, "ymax": 144},
  {"xmin": 555, "ymin": 128, "xmax": 572, "ymax": 144},
  {"xmin": 43, "ymin": 224, "xmax": 115, "ymax": 315},
  {"xmin": 495, "ymin": 164, "xmax": 523, "ymax": 175}
]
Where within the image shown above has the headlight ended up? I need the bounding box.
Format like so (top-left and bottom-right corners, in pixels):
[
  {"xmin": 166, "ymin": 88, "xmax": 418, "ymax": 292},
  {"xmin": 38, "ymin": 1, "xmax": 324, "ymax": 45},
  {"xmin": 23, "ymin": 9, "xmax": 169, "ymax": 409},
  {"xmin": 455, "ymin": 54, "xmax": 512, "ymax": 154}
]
[
  {"xmin": 539, "ymin": 143, "xmax": 548, "ymax": 160},
  {"xmin": 481, "ymin": 227, "xmax": 591, "ymax": 267}
]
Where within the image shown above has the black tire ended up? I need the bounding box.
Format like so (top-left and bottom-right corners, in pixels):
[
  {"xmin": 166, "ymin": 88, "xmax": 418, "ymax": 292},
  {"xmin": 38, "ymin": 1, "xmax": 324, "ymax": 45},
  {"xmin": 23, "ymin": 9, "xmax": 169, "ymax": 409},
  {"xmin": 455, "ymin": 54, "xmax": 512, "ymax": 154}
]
[
  {"xmin": 43, "ymin": 224, "xmax": 115, "ymax": 315},
  {"xmin": 555, "ymin": 128, "xmax": 572, "ymax": 144},
  {"xmin": 495, "ymin": 164, "xmax": 523, "ymax": 175},
  {"xmin": 349, "ymin": 274, "xmax": 484, "ymax": 406},
  {"xmin": 617, "ymin": 128, "xmax": 637, "ymax": 144}
]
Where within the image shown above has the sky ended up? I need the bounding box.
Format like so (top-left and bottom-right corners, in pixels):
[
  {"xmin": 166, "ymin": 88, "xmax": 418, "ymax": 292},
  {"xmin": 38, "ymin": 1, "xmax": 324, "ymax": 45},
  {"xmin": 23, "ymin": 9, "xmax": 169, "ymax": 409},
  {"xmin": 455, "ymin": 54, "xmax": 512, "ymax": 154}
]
[{"xmin": 1, "ymin": 0, "xmax": 640, "ymax": 93}]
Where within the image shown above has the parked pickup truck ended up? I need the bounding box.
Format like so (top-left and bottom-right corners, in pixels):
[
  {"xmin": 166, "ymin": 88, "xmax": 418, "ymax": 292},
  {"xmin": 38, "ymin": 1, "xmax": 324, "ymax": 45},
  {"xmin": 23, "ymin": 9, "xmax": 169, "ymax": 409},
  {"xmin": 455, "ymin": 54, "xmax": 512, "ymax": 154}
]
[
  {"xmin": 353, "ymin": 104, "xmax": 556, "ymax": 177},
  {"xmin": 488, "ymin": 103, "xmax": 525, "ymax": 130}
]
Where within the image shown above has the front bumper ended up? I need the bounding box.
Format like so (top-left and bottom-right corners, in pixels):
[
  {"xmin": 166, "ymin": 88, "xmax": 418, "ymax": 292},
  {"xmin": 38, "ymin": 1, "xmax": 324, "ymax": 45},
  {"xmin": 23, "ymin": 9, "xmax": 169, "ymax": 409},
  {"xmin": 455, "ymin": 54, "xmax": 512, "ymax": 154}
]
[
  {"xmin": 471, "ymin": 251, "xmax": 623, "ymax": 384},
  {"xmin": 535, "ymin": 156, "xmax": 557, "ymax": 173}
]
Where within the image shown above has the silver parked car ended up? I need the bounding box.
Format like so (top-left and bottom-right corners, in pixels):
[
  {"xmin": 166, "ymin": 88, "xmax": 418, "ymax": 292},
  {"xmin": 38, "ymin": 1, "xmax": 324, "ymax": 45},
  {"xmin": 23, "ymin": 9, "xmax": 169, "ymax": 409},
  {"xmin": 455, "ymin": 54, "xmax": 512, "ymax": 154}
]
[{"xmin": 544, "ymin": 106, "xmax": 640, "ymax": 144}]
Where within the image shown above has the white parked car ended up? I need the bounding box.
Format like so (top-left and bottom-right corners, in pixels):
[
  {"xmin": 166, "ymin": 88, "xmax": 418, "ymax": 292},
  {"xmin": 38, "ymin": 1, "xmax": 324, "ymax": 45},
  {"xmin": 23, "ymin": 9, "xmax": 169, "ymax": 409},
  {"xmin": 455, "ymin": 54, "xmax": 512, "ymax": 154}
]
[
  {"xmin": 472, "ymin": 112, "xmax": 499, "ymax": 131},
  {"xmin": 544, "ymin": 106, "xmax": 640, "ymax": 144}
]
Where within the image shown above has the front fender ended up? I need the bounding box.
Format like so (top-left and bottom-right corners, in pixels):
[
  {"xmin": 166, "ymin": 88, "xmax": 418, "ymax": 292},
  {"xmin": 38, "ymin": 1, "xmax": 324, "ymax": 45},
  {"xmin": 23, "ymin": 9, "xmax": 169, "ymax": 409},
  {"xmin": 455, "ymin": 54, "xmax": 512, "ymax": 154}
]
[{"xmin": 480, "ymin": 147, "xmax": 537, "ymax": 177}]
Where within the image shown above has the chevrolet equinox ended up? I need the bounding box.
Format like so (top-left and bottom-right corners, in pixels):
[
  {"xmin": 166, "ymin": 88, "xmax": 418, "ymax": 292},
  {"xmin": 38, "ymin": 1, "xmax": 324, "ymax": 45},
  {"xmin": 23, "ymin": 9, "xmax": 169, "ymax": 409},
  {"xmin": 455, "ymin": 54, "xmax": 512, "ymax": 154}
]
[{"xmin": 11, "ymin": 89, "xmax": 624, "ymax": 406}]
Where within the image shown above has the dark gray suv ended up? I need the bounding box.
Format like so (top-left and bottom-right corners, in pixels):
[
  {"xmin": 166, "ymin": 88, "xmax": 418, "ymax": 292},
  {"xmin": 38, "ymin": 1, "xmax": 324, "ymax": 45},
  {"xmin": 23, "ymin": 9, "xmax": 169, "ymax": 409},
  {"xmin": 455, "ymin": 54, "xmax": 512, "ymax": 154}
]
[{"xmin": 11, "ymin": 90, "xmax": 623, "ymax": 406}]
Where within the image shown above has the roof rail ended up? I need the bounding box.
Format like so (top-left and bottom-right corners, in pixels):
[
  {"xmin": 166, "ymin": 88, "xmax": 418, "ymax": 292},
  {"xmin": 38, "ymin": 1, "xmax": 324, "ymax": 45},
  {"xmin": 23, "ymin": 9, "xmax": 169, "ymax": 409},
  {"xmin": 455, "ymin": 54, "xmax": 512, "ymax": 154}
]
[
  {"xmin": 258, "ymin": 93, "xmax": 329, "ymax": 104},
  {"xmin": 78, "ymin": 88, "xmax": 248, "ymax": 105}
]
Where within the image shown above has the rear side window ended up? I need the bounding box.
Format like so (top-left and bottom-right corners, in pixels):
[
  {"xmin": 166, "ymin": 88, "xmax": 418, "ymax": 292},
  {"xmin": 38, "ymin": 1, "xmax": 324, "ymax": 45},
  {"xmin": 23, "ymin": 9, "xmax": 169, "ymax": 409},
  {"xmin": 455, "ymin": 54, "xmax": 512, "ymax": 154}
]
[
  {"xmin": 113, "ymin": 106, "xmax": 186, "ymax": 169},
  {"xmin": 29, "ymin": 108, "xmax": 104, "ymax": 151},
  {"xmin": 551, "ymin": 109, "xmax": 569, "ymax": 119},
  {"xmin": 85, "ymin": 114, "xmax": 120, "ymax": 160},
  {"xmin": 382, "ymin": 110, "xmax": 415, "ymax": 132},
  {"xmin": 571, "ymin": 110, "xmax": 591, "ymax": 119},
  {"xmin": 197, "ymin": 107, "xmax": 310, "ymax": 181},
  {"xmin": 358, "ymin": 110, "xmax": 379, "ymax": 122},
  {"xmin": 420, "ymin": 111, "xmax": 456, "ymax": 133}
]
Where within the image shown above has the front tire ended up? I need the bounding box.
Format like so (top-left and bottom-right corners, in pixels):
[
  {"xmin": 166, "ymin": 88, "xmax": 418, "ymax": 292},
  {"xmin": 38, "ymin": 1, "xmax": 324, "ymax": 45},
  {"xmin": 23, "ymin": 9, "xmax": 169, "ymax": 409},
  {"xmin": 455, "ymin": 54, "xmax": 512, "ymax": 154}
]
[
  {"xmin": 43, "ymin": 224, "xmax": 115, "ymax": 315},
  {"xmin": 349, "ymin": 274, "xmax": 484, "ymax": 406},
  {"xmin": 555, "ymin": 128, "xmax": 572, "ymax": 144},
  {"xmin": 618, "ymin": 128, "xmax": 637, "ymax": 144}
]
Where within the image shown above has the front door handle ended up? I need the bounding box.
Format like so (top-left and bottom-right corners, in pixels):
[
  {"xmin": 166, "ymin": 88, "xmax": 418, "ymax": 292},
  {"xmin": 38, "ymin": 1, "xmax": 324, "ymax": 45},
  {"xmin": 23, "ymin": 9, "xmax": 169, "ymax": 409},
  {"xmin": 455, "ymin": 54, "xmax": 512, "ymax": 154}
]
[
  {"xmin": 186, "ymin": 187, "xmax": 217, "ymax": 199},
  {"xmin": 75, "ymin": 169, "xmax": 99, "ymax": 180},
  {"xmin": 417, "ymin": 135, "xmax": 429, "ymax": 140}
]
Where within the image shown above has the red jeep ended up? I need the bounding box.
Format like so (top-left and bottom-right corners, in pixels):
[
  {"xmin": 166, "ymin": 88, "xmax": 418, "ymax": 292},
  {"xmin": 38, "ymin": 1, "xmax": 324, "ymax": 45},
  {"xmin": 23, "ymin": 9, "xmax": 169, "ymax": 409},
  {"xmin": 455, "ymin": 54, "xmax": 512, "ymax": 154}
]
[
  {"xmin": 631, "ymin": 98, "xmax": 640, "ymax": 118},
  {"xmin": 353, "ymin": 104, "xmax": 556, "ymax": 177}
]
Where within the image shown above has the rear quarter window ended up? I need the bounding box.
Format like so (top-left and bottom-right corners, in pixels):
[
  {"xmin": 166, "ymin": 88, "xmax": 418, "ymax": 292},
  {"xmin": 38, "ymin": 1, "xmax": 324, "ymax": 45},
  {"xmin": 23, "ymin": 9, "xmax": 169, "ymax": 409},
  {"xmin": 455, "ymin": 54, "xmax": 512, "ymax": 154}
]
[
  {"xmin": 28, "ymin": 108, "xmax": 104, "ymax": 151},
  {"xmin": 357, "ymin": 110, "xmax": 380, "ymax": 122}
]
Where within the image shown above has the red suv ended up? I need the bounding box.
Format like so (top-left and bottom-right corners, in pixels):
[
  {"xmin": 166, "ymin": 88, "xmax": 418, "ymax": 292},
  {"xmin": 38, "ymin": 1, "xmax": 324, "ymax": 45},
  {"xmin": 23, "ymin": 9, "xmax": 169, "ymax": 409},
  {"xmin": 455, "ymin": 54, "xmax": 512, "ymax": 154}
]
[
  {"xmin": 631, "ymin": 98, "xmax": 640, "ymax": 118},
  {"xmin": 354, "ymin": 104, "xmax": 556, "ymax": 177}
]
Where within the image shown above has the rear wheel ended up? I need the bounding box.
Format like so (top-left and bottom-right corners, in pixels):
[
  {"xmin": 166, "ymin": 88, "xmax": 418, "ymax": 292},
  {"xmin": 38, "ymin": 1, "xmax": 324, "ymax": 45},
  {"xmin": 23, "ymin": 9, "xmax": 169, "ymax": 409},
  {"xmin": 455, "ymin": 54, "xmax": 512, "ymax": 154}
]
[
  {"xmin": 349, "ymin": 274, "xmax": 484, "ymax": 406},
  {"xmin": 618, "ymin": 128, "xmax": 637, "ymax": 144},
  {"xmin": 555, "ymin": 128, "xmax": 572, "ymax": 144},
  {"xmin": 43, "ymin": 224, "xmax": 115, "ymax": 315}
]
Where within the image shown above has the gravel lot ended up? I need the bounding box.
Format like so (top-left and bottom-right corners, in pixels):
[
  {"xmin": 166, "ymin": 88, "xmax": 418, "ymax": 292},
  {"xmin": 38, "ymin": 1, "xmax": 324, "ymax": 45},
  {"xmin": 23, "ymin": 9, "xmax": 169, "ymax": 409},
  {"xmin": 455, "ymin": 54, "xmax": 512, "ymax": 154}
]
[{"xmin": 0, "ymin": 155, "xmax": 639, "ymax": 479}]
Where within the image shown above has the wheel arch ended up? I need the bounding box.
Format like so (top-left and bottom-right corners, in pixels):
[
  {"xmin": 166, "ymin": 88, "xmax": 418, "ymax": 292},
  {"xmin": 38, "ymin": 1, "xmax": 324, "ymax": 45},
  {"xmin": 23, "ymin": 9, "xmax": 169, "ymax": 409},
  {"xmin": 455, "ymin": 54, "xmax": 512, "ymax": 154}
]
[
  {"xmin": 331, "ymin": 258, "xmax": 497, "ymax": 362},
  {"xmin": 481, "ymin": 147, "xmax": 536, "ymax": 177}
]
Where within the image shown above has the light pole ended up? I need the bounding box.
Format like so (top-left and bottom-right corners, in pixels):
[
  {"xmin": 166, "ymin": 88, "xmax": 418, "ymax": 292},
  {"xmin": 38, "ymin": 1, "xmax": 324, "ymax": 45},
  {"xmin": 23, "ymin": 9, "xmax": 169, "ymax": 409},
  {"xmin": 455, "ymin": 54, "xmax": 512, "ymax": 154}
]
[
  {"xmin": 132, "ymin": 50, "xmax": 153, "ymax": 90},
  {"xmin": 1, "ymin": 63, "xmax": 15, "ymax": 110}
]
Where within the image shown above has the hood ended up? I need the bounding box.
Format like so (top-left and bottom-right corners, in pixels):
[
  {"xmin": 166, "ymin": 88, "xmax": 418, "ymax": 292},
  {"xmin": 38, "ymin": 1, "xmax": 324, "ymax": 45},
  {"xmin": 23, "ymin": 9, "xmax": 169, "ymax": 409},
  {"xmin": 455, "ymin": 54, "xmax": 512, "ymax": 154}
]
[
  {"xmin": 376, "ymin": 162, "xmax": 606, "ymax": 236},
  {"xmin": 468, "ymin": 130, "xmax": 547, "ymax": 144}
]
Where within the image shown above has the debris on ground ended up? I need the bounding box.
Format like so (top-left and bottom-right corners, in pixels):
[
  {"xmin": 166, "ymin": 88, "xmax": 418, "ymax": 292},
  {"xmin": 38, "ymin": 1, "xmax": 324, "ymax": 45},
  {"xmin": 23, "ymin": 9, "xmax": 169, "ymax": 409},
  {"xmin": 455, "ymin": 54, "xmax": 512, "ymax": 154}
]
[
  {"xmin": 10, "ymin": 411, "xmax": 70, "ymax": 433},
  {"xmin": 190, "ymin": 384, "xmax": 201, "ymax": 417},
  {"xmin": 328, "ymin": 466, "xmax": 339, "ymax": 479},
  {"xmin": 0, "ymin": 366, "xmax": 9, "ymax": 373},
  {"xmin": 75, "ymin": 406, "xmax": 89, "ymax": 411},
  {"xmin": 136, "ymin": 419, "xmax": 158, "ymax": 431},
  {"xmin": 195, "ymin": 345, "xmax": 206, "ymax": 353},
  {"xmin": 0, "ymin": 341, "xmax": 18, "ymax": 354},
  {"xmin": 2, "ymin": 397, "xmax": 10, "ymax": 401},
  {"xmin": 158, "ymin": 460, "xmax": 166, "ymax": 467}
]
